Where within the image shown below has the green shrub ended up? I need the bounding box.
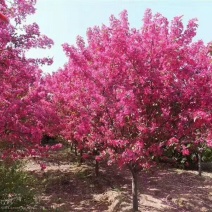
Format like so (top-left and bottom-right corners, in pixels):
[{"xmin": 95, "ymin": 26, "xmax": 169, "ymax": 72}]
[
  {"xmin": 0, "ymin": 160, "xmax": 39, "ymax": 211},
  {"xmin": 202, "ymin": 148, "xmax": 212, "ymax": 162}
]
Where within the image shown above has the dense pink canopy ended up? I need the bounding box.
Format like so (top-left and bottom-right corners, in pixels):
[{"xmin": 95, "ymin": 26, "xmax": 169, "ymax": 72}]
[
  {"xmin": 47, "ymin": 9, "xmax": 212, "ymax": 171},
  {"xmin": 0, "ymin": 0, "xmax": 59, "ymax": 160}
]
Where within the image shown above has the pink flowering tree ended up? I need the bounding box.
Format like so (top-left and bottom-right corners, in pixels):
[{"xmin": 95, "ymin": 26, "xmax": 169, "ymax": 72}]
[
  {"xmin": 47, "ymin": 9, "xmax": 212, "ymax": 210},
  {"xmin": 45, "ymin": 68, "xmax": 106, "ymax": 176},
  {"xmin": 0, "ymin": 0, "xmax": 60, "ymax": 162}
]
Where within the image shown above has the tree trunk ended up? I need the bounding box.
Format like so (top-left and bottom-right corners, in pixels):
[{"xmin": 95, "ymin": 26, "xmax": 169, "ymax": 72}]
[
  {"xmin": 74, "ymin": 144, "xmax": 77, "ymax": 156},
  {"xmin": 95, "ymin": 160, "xmax": 99, "ymax": 177},
  {"xmin": 131, "ymin": 169, "xmax": 139, "ymax": 212},
  {"xmin": 198, "ymin": 152, "xmax": 202, "ymax": 176},
  {"xmin": 80, "ymin": 150, "xmax": 83, "ymax": 164},
  {"xmin": 70, "ymin": 142, "xmax": 73, "ymax": 151}
]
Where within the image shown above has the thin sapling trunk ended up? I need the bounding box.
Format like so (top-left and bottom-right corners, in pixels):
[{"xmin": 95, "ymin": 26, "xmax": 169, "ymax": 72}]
[
  {"xmin": 95, "ymin": 160, "xmax": 99, "ymax": 177},
  {"xmin": 198, "ymin": 152, "xmax": 202, "ymax": 176}
]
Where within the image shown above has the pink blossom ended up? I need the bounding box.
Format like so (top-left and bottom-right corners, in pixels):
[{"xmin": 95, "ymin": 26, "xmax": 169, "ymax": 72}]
[
  {"xmin": 167, "ymin": 137, "xmax": 179, "ymax": 146},
  {"xmin": 95, "ymin": 156, "xmax": 101, "ymax": 162},
  {"xmin": 82, "ymin": 154, "xmax": 90, "ymax": 159},
  {"xmin": 182, "ymin": 148, "xmax": 190, "ymax": 156},
  {"xmin": 51, "ymin": 143, "xmax": 63, "ymax": 150},
  {"xmin": 40, "ymin": 163, "xmax": 46, "ymax": 171},
  {"xmin": 0, "ymin": 12, "xmax": 9, "ymax": 23}
]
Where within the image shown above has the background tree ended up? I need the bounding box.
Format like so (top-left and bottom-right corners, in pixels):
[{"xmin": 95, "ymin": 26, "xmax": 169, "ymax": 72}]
[{"xmin": 0, "ymin": 0, "xmax": 60, "ymax": 161}]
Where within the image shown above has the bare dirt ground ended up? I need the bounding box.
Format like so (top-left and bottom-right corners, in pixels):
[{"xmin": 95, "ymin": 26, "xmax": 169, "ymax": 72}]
[{"xmin": 24, "ymin": 149, "xmax": 212, "ymax": 212}]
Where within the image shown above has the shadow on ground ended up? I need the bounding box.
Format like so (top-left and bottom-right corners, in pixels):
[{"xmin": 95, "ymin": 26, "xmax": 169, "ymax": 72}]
[{"xmin": 25, "ymin": 150, "xmax": 212, "ymax": 212}]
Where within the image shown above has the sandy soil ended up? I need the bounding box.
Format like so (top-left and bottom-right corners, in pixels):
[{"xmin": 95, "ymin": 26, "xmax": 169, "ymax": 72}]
[{"xmin": 24, "ymin": 150, "xmax": 212, "ymax": 212}]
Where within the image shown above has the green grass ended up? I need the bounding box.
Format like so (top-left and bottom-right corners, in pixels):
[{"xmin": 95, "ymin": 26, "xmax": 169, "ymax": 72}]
[{"xmin": 0, "ymin": 160, "xmax": 41, "ymax": 211}]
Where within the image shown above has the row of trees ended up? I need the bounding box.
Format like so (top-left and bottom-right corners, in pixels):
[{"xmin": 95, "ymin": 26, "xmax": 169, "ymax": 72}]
[
  {"xmin": 1, "ymin": 1, "xmax": 212, "ymax": 211},
  {"xmin": 45, "ymin": 10, "xmax": 212, "ymax": 211}
]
